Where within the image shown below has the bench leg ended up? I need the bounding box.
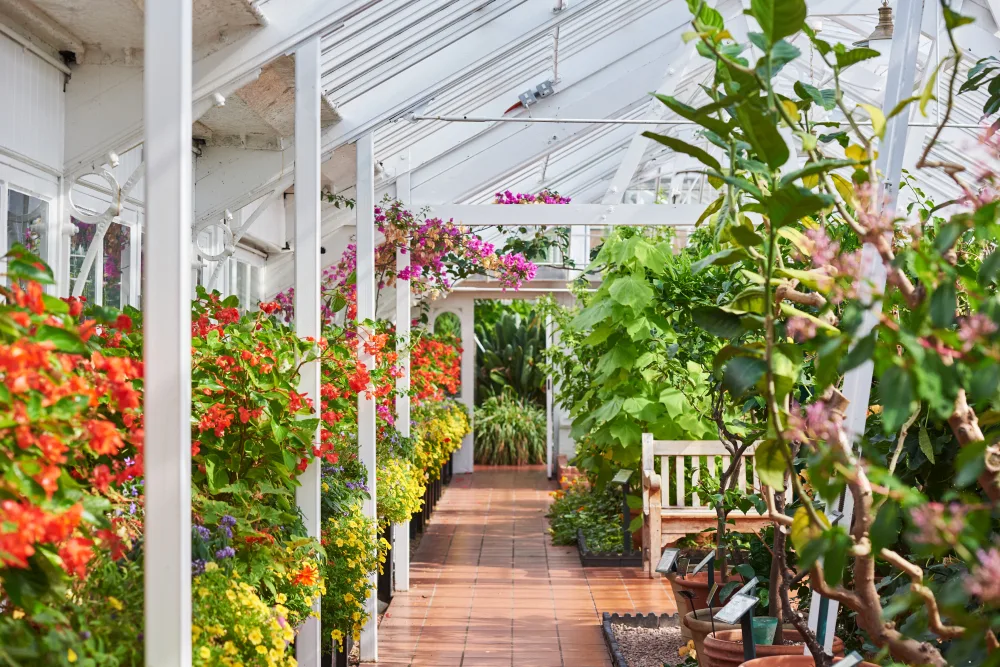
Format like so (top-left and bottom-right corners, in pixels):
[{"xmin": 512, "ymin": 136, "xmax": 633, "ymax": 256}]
[{"xmin": 648, "ymin": 488, "xmax": 662, "ymax": 579}]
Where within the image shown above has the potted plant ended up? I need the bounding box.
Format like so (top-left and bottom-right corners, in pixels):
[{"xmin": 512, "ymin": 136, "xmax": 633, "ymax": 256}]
[{"xmin": 670, "ymin": 0, "xmax": 1000, "ymax": 664}]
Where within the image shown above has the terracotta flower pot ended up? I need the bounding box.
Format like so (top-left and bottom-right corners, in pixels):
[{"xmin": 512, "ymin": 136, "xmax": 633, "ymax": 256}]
[
  {"xmin": 703, "ymin": 629, "xmax": 844, "ymax": 667},
  {"xmin": 739, "ymin": 657, "xmax": 878, "ymax": 667},
  {"xmin": 668, "ymin": 571, "xmax": 743, "ymax": 616},
  {"xmin": 683, "ymin": 609, "xmax": 740, "ymax": 663}
]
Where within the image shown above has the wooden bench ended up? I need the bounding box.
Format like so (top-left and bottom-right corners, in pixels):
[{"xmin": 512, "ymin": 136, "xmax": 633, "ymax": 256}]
[{"xmin": 640, "ymin": 434, "xmax": 774, "ymax": 578}]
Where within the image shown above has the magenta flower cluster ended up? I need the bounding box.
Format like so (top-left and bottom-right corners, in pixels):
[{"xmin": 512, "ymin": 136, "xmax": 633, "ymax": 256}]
[{"xmin": 493, "ymin": 189, "xmax": 572, "ymax": 205}]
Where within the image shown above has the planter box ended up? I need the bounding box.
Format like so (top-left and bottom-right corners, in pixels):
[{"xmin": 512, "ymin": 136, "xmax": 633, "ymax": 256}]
[
  {"xmin": 319, "ymin": 633, "xmax": 354, "ymax": 667},
  {"xmin": 577, "ymin": 528, "xmax": 642, "ymax": 568},
  {"xmin": 601, "ymin": 611, "xmax": 681, "ymax": 667}
]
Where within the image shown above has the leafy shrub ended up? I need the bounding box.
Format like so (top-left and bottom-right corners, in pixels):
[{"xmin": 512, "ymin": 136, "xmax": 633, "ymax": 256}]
[
  {"xmin": 546, "ymin": 478, "xmax": 623, "ymax": 553},
  {"xmin": 413, "ymin": 399, "xmax": 470, "ymax": 479},
  {"xmin": 474, "ymin": 391, "xmax": 546, "ymax": 465},
  {"xmin": 475, "ymin": 306, "xmax": 546, "ymax": 405}
]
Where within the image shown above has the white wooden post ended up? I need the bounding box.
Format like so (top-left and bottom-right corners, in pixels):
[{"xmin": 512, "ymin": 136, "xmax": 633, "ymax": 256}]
[
  {"xmin": 143, "ymin": 0, "xmax": 192, "ymax": 664},
  {"xmin": 545, "ymin": 313, "xmax": 554, "ymax": 479},
  {"xmin": 356, "ymin": 132, "xmax": 379, "ymax": 661},
  {"xmin": 806, "ymin": 0, "xmax": 922, "ymax": 653},
  {"xmin": 455, "ymin": 301, "xmax": 476, "ymax": 474},
  {"xmin": 393, "ymin": 152, "xmax": 412, "ymax": 592},
  {"xmin": 294, "ymin": 35, "xmax": 322, "ymax": 667}
]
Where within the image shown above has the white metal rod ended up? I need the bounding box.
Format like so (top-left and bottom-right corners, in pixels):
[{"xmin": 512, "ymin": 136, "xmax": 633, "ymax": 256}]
[
  {"xmin": 807, "ymin": 0, "xmax": 923, "ymax": 654},
  {"xmin": 294, "ymin": 35, "xmax": 322, "ymax": 667},
  {"xmin": 412, "ymin": 114, "xmax": 987, "ymax": 129},
  {"xmin": 356, "ymin": 132, "xmax": 379, "ymax": 661},
  {"xmin": 393, "ymin": 152, "xmax": 412, "ymax": 592},
  {"xmin": 143, "ymin": 0, "xmax": 192, "ymax": 664},
  {"xmin": 545, "ymin": 314, "xmax": 554, "ymax": 479}
]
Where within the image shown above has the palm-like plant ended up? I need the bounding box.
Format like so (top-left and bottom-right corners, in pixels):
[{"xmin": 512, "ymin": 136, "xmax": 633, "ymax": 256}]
[{"xmin": 475, "ymin": 308, "xmax": 546, "ymax": 406}]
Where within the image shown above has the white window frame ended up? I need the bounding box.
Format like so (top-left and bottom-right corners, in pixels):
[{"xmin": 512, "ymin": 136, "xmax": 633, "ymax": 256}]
[{"xmin": 0, "ymin": 159, "xmax": 59, "ymax": 289}]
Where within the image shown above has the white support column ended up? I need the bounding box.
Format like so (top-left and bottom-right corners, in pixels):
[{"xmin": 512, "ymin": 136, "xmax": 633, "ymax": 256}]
[
  {"xmin": 143, "ymin": 1, "xmax": 192, "ymax": 665},
  {"xmin": 356, "ymin": 132, "xmax": 379, "ymax": 661},
  {"xmin": 806, "ymin": 0, "xmax": 922, "ymax": 653},
  {"xmin": 455, "ymin": 301, "xmax": 476, "ymax": 474},
  {"xmin": 393, "ymin": 152, "xmax": 412, "ymax": 592},
  {"xmin": 545, "ymin": 313, "xmax": 554, "ymax": 479},
  {"xmin": 293, "ymin": 35, "xmax": 322, "ymax": 667}
]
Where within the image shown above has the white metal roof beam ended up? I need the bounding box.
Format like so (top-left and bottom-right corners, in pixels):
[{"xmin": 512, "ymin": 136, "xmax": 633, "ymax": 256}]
[
  {"xmin": 409, "ymin": 21, "xmax": 689, "ymax": 203},
  {"xmin": 420, "ymin": 203, "xmax": 706, "ymax": 227},
  {"xmin": 64, "ymin": 0, "xmax": 368, "ymax": 175},
  {"xmin": 318, "ymin": 0, "xmax": 628, "ymax": 154}
]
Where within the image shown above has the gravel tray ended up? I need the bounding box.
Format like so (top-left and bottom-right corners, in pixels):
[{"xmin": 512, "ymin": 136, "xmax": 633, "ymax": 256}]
[{"xmin": 602, "ymin": 612, "xmax": 685, "ymax": 667}]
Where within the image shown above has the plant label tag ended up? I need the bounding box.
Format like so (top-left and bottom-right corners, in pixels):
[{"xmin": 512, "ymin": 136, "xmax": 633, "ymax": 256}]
[
  {"xmin": 714, "ymin": 593, "xmax": 757, "ymax": 625},
  {"xmin": 612, "ymin": 468, "xmax": 633, "ymax": 485},
  {"xmin": 691, "ymin": 550, "xmax": 715, "ymax": 575},
  {"xmin": 736, "ymin": 576, "xmax": 760, "ymax": 597},
  {"xmin": 706, "ymin": 582, "xmax": 719, "ymax": 605},
  {"xmin": 656, "ymin": 548, "xmax": 681, "ymax": 575},
  {"xmin": 838, "ymin": 652, "xmax": 864, "ymax": 667}
]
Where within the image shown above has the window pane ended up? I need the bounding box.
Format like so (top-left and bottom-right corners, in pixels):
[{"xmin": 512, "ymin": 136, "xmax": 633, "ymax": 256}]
[
  {"xmin": 7, "ymin": 190, "xmax": 48, "ymax": 262},
  {"xmin": 69, "ymin": 219, "xmax": 98, "ymax": 304},
  {"xmin": 103, "ymin": 224, "xmax": 130, "ymax": 310}
]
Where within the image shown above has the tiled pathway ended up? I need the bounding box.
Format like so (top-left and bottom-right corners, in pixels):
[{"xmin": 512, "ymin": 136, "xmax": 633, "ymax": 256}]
[{"xmin": 375, "ymin": 466, "xmax": 678, "ymax": 666}]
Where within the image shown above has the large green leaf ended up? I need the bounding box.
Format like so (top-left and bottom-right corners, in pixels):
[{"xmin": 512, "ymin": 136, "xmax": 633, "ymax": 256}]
[
  {"xmin": 594, "ymin": 396, "xmax": 625, "ymax": 424},
  {"xmin": 879, "ymin": 365, "xmax": 914, "ymax": 433},
  {"xmin": 794, "ymin": 81, "xmax": 836, "ymax": 111},
  {"xmin": 930, "ymin": 282, "xmax": 957, "ymax": 328},
  {"xmin": 650, "ymin": 94, "xmax": 730, "ymax": 137},
  {"xmin": 833, "ymin": 43, "xmax": 879, "ymax": 70},
  {"xmin": 767, "ymin": 185, "xmax": 835, "ymax": 228},
  {"xmin": 754, "ymin": 439, "xmax": 789, "ymax": 491},
  {"xmin": 692, "ymin": 306, "xmax": 744, "ymax": 338},
  {"xmin": 735, "ymin": 104, "xmax": 789, "ymax": 169},
  {"xmin": 609, "ymin": 274, "xmax": 654, "ymax": 310},
  {"xmin": 610, "ymin": 419, "xmax": 643, "ymax": 447},
  {"xmin": 35, "ymin": 325, "xmax": 87, "ymax": 354},
  {"xmin": 691, "ymin": 248, "xmax": 748, "ymax": 274},
  {"xmin": 750, "ymin": 0, "xmax": 806, "ymax": 43},
  {"xmin": 722, "ymin": 355, "xmax": 766, "ymax": 398},
  {"xmin": 642, "ymin": 132, "xmax": 721, "ymax": 172}
]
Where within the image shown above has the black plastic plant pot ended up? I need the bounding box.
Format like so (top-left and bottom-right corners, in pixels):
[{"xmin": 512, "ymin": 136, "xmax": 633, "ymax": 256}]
[
  {"xmin": 577, "ymin": 529, "xmax": 643, "ymax": 568},
  {"xmin": 377, "ymin": 524, "xmax": 393, "ymax": 604},
  {"xmin": 333, "ymin": 632, "xmax": 354, "ymax": 667}
]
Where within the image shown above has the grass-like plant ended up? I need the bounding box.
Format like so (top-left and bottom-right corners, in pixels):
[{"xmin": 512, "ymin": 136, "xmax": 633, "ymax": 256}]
[{"xmin": 473, "ymin": 390, "xmax": 546, "ymax": 465}]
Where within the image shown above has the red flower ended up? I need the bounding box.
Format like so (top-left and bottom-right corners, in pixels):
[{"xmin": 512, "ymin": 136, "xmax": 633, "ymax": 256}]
[
  {"xmin": 92, "ymin": 464, "xmax": 112, "ymax": 493},
  {"xmin": 85, "ymin": 419, "xmax": 125, "ymax": 456},
  {"xmin": 58, "ymin": 536, "xmax": 94, "ymax": 578},
  {"xmin": 114, "ymin": 314, "xmax": 133, "ymax": 332}
]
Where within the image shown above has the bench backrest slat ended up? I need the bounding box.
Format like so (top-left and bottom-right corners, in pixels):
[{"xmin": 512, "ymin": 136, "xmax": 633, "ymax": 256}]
[{"xmin": 643, "ymin": 435, "xmax": 766, "ymax": 512}]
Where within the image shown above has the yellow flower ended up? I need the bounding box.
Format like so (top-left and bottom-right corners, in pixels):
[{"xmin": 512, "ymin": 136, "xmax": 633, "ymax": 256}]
[
  {"xmin": 256, "ymin": 645, "xmax": 268, "ymax": 655},
  {"xmin": 108, "ymin": 597, "xmax": 123, "ymax": 611},
  {"xmin": 199, "ymin": 646, "xmax": 211, "ymax": 660},
  {"xmin": 192, "ymin": 625, "xmax": 203, "ymax": 638},
  {"xmin": 226, "ymin": 590, "xmax": 237, "ymax": 602},
  {"xmin": 67, "ymin": 649, "xmax": 78, "ymax": 663},
  {"xmin": 303, "ymin": 596, "xmax": 312, "ymax": 607},
  {"xmin": 248, "ymin": 628, "xmax": 264, "ymax": 645},
  {"xmin": 198, "ymin": 587, "xmax": 210, "ymax": 598},
  {"xmin": 224, "ymin": 641, "xmax": 237, "ymax": 656},
  {"xmin": 275, "ymin": 593, "xmax": 287, "ymax": 604},
  {"xmin": 205, "ymin": 562, "xmax": 219, "ymax": 572}
]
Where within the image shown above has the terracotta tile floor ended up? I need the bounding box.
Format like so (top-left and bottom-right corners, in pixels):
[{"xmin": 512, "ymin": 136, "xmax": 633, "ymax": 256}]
[{"xmin": 374, "ymin": 466, "xmax": 678, "ymax": 666}]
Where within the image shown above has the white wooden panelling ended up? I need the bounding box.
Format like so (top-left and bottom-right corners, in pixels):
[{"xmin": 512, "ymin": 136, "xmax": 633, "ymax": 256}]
[{"xmin": 0, "ymin": 31, "xmax": 65, "ymax": 172}]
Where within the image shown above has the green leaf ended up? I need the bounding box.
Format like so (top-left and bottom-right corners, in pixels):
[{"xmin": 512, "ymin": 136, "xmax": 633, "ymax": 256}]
[
  {"xmin": 839, "ymin": 332, "xmax": 875, "ymax": 373},
  {"xmin": 870, "ymin": 500, "xmax": 901, "ymax": 554},
  {"xmin": 623, "ymin": 396, "xmax": 654, "ymax": 417},
  {"xmin": 793, "ymin": 81, "xmax": 836, "ymax": 111},
  {"xmin": 919, "ymin": 60, "xmax": 943, "ymax": 117},
  {"xmin": 880, "ymin": 366, "xmax": 914, "ymax": 433},
  {"xmin": 725, "ymin": 287, "xmax": 767, "ymax": 314},
  {"xmin": 930, "ymin": 282, "xmax": 957, "ymax": 328},
  {"xmin": 779, "ymin": 304, "xmax": 837, "ymax": 332},
  {"xmin": 823, "ymin": 529, "xmax": 852, "ymax": 586},
  {"xmin": 659, "ymin": 387, "xmax": 687, "ymax": 418},
  {"xmin": 650, "ymin": 94, "xmax": 730, "ymax": 137},
  {"xmin": 609, "ymin": 274, "xmax": 654, "ymax": 310},
  {"xmin": 736, "ymin": 105, "xmax": 789, "ymax": 169},
  {"xmin": 857, "ymin": 103, "xmax": 886, "ymax": 139},
  {"xmin": 692, "ymin": 306, "xmax": 744, "ymax": 338},
  {"xmin": 955, "ymin": 440, "xmax": 987, "ymax": 488},
  {"xmin": 35, "ymin": 325, "xmax": 87, "ymax": 354},
  {"xmin": 750, "ymin": 0, "xmax": 806, "ymax": 43},
  {"xmin": 593, "ymin": 396, "xmax": 624, "ymax": 424},
  {"xmin": 755, "ymin": 439, "xmax": 789, "ymax": 491},
  {"xmin": 642, "ymin": 131, "xmax": 721, "ymax": 172},
  {"xmin": 978, "ymin": 250, "xmax": 1000, "ymax": 284},
  {"xmin": 779, "ymin": 159, "xmax": 855, "ymax": 188},
  {"xmin": 935, "ymin": 221, "xmax": 964, "ymax": 252},
  {"xmin": 722, "ymin": 355, "xmax": 766, "ymax": 398},
  {"xmin": 918, "ymin": 426, "xmax": 935, "ymax": 463},
  {"xmin": 691, "ymin": 248, "xmax": 748, "ymax": 274},
  {"xmin": 834, "ymin": 44, "xmax": 880, "ymax": 69},
  {"xmin": 610, "ymin": 419, "xmax": 642, "ymax": 447},
  {"xmin": 767, "ymin": 185, "xmax": 835, "ymax": 228}
]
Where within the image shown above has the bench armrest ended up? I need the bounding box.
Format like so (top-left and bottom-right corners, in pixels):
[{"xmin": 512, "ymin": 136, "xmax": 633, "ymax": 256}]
[{"xmin": 642, "ymin": 469, "xmax": 661, "ymax": 492}]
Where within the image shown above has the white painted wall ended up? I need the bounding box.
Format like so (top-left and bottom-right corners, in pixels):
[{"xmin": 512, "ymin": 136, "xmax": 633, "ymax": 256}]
[{"xmin": 0, "ymin": 31, "xmax": 65, "ymax": 173}]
